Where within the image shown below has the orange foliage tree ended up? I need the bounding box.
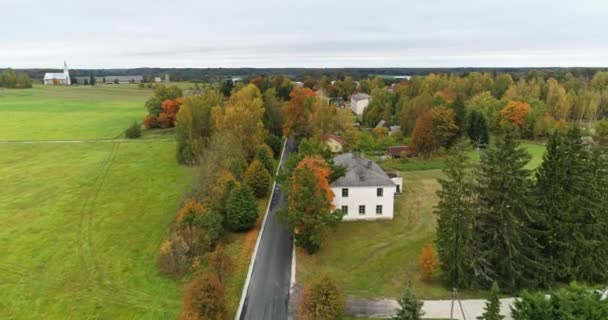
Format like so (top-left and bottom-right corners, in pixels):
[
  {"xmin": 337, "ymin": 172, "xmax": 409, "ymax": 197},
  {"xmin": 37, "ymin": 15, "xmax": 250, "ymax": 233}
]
[
  {"xmin": 500, "ymin": 100, "xmax": 531, "ymax": 128},
  {"xmin": 279, "ymin": 155, "xmax": 341, "ymax": 253},
  {"xmin": 145, "ymin": 97, "xmax": 184, "ymax": 129},
  {"xmin": 282, "ymin": 87, "xmax": 317, "ymax": 139},
  {"xmin": 412, "ymin": 110, "xmax": 438, "ymax": 158},
  {"xmin": 419, "ymin": 243, "xmax": 438, "ymax": 281},
  {"xmin": 181, "ymin": 273, "xmax": 227, "ymax": 320}
]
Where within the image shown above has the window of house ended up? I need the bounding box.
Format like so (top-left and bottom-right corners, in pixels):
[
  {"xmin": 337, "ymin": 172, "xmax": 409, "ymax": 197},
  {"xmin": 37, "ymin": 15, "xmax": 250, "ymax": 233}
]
[
  {"xmin": 377, "ymin": 188, "xmax": 383, "ymax": 197},
  {"xmin": 342, "ymin": 188, "xmax": 349, "ymax": 197},
  {"xmin": 341, "ymin": 205, "xmax": 348, "ymax": 215},
  {"xmin": 359, "ymin": 205, "xmax": 365, "ymax": 215},
  {"xmin": 376, "ymin": 205, "xmax": 383, "ymax": 214}
]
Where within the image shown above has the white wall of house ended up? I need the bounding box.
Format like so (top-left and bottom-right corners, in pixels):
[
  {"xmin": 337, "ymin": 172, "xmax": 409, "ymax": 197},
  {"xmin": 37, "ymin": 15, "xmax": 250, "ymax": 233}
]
[
  {"xmin": 332, "ymin": 185, "xmax": 396, "ymax": 221},
  {"xmin": 326, "ymin": 138, "xmax": 343, "ymax": 153},
  {"xmin": 350, "ymin": 98, "xmax": 369, "ymax": 115}
]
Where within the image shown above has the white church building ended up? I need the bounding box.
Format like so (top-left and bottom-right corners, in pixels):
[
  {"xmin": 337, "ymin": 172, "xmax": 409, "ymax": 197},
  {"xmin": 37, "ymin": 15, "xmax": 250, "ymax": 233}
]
[
  {"xmin": 331, "ymin": 153, "xmax": 402, "ymax": 221},
  {"xmin": 44, "ymin": 62, "xmax": 70, "ymax": 85}
]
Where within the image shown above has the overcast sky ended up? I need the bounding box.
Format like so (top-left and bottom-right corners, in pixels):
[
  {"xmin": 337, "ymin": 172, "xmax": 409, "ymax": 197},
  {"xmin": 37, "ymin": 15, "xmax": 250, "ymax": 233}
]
[{"xmin": 2, "ymin": 0, "xmax": 608, "ymax": 68}]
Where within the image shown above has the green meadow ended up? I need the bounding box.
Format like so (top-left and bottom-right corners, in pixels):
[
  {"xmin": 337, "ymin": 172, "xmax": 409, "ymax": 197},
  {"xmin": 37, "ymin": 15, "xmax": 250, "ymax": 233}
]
[{"xmin": 0, "ymin": 85, "xmax": 192, "ymax": 319}]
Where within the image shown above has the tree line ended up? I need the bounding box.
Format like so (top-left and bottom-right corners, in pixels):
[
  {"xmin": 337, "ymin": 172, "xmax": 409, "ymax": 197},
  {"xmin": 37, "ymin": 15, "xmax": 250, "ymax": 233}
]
[
  {"xmin": 0, "ymin": 69, "xmax": 32, "ymax": 88},
  {"xmin": 436, "ymin": 126, "xmax": 608, "ymax": 293}
]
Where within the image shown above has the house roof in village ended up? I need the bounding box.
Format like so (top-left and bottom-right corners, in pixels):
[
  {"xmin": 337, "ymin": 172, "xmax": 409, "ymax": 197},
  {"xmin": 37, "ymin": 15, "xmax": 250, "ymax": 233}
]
[
  {"xmin": 351, "ymin": 92, "xmax": 370, "ymax": 101},
  {"xmin": 331, "ymin": 153, "xmax": 395, "ymax": 187},
  {"xmin": 325, "ymin": 133, "xmax": 346, "ymax": 145},
  {"xmin": 43, "ymin": 73, "xmax": 68, "ymax": 80}
]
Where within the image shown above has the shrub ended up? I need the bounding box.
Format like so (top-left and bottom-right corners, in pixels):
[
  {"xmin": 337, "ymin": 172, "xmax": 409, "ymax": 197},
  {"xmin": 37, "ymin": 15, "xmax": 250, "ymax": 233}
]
[
  {"xmin": 225, "ymin": 185, "xmax": 258, "ymax": 231},
  {"xmin": 265, "ymin": 134, "xmax": 283, "ymax": 158},
  {"xmin": 181, "ymin": 273, "xmax": 228, "ymax": 320},
  {"xmin": 208, "ymin": 244, "xmax": 232, "ymax": 283},
  {"xmin": 298, "ymin": 275, "xmax": 345, "ymax": 320},
  {"xmin": 157, "ymin": 235, "xmax": 189, "ymax": 277},
  {"xmin": 244, "ymin": 160, "xmax": 271, "ymax": 198},
  {"xmin": 419, "ymin": 243, "xmax": 437, "ymax": 281},
  {"xmin": 125, "ymin": 121, "xmax": 142, "ymax": 139},
  {"xmin": 257, "ymin": 144, "xmax": 275, "ymax": 173}
]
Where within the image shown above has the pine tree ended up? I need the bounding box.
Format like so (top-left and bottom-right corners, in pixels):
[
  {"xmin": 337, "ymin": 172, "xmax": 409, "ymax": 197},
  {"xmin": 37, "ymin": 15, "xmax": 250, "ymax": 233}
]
[
  {"xmin": 473, "ymin": 129, "xmax": 541, "ymax": 291},
  {"xmin": 244, "ymin": 160, "xmax": 271, "ymax": 198},
  {"xmin": 435, "ymin": 141, "xmax": 476, "ymax": 289},
  {"xmin": 393, "ymin": 287, "xmax": 424, "ymax": 320},
  {"xmin": 466, "ymin": 111, "xmax": 490, "ymax": 148},
  {"xmin": 257, "ymin": 145, "xmax": 275, "ymax": 174},
  {"xmin": 478, "ymin": 282, "xmax": 504, "ymax": 320},
  {"xmin": 225, "ymin": 185, "xmax": 258, "ymax": 232}
]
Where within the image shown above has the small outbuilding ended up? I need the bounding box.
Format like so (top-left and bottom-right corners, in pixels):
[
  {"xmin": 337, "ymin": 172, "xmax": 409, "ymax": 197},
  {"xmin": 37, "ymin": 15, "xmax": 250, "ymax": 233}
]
[
  {"xmin": 388, "ymin": 146, "xmax": 415, "ymax": 158},
  {"xmin": 325, "ymin": 134, "xmax": 346, "ymax": 153}
]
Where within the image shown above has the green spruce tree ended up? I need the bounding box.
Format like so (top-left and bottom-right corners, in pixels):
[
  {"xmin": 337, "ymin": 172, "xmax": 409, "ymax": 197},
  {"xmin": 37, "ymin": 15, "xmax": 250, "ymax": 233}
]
[
  {"xmin": 478, "ymin": 282, "xmax": 504, "ymax": 320},
  {"xmin": 244, "ymin": 160, "xmax": 271, "ymax": 198},
  {"xmin": 225, "ymin": 185, "xmax": 258, "ymax": 231},
  {"xmin": 473, "ymin": 129, "xmax": 541, "ymax": 291},
  {"xmin": 393, "ymin": 287, "xmax": 424, "ymax": 320},
  {"xmin": 466, "ymin": 110, "xmax": 490, "ymax": 148},
  {"xmin": 435, "ymin": 141, "xmax": 476, "ymax": 289}
]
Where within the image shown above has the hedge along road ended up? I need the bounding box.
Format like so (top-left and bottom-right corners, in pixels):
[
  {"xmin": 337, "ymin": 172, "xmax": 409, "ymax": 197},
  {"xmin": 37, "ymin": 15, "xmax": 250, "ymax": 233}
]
[{"xmin": 236, "ymin": 138, "xmax": 297, "ymax": 320}]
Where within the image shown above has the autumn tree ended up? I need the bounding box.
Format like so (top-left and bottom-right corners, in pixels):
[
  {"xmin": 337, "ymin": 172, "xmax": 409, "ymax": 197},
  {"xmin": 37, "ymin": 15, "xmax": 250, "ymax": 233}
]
[
  {"xmin": 499, "ymin": 101, "xmax": 531, "ymax": 128},
  {"xmin": 213, "ymin": 84, "xmax": 265, "ymax": 159},
  {"xmin": 399, "ymin": 93, "xmax": 432, "ymax": 135},
  {"xmin": 430, "ymin": 106, "xmax": 459, "ymax": 148},
  {"xmin": 283, "ymin": 87, "xmax": 316, "ymax": 139},
  {"xmin": 311, "ymin": 100, "xmax": 339, "ymax": 142},
  {"xmin": 145, "ymin": 84, "xmax": 183, "ymax": 116},
  {"xmin": 244, "ymin": 160, "xmax": 271, "ymax": 198},
  {"xmin": 393, "ymin": 287, "xmax": 424, "ymax": 320},
  {"xmin": 181, "ymin": 273, "xmax": 227, "ymax": 320},
  {"xmin": 208, "ymin": 244, "xmax": 232, "ymax": 284},
  {"xmin": 412, "ymin": 110, "xmax": 437, "ymax": 158},
  {"xmin": 298, "ymin": 275, "xmax": 345, "ymax": 320},
  {"xmin": 419, "ymin": 244, "xmax": 438, "ymax": 281},
  {"xmin": 435, "ymin": 141, "xmax": 476, "ymax": 288},
  {"xmin": 225, "ymin": 185, "xmax": 258, "ymax": 232},
  {"xmin": 278, "ymin": 156, "xmax": 342, "ymax": 253},
  {"xmin": 175, "ymin": 91, "xmax": 223, "ymax": 164}
]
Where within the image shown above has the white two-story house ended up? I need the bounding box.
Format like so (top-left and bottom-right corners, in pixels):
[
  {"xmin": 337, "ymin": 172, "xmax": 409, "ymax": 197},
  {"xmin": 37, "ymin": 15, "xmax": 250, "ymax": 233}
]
[{"xmin": 331, "ymin": 153, "xmax": 402, "ymax": 221}]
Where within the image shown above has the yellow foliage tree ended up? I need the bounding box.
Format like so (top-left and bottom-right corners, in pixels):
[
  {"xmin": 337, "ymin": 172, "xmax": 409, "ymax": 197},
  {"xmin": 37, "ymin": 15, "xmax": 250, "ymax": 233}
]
[{"xmin": 213, "ymin": 84, "xmax": 265, "ymax": 159}]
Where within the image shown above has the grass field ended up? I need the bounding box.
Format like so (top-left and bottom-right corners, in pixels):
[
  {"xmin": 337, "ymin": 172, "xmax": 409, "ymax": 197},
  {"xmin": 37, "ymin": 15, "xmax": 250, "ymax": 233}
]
[
  {"xmin": 297, "ymin": 144, "xmax": 547, "ymax": 300},
  {"xmin": 0, "ymin": 85, "xmax": 197, "ymax": 319},
  {"xmin": 379, "ymin": 142, "xmax": 546, "ymax": 172},
  {"xmin": 0, "ymin": 85, "xmax": 150, "ymax": 140}
]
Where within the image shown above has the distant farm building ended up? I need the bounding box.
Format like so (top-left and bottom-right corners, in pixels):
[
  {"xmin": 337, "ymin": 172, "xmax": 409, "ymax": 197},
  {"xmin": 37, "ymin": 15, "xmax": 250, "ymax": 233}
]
[
  {"xmin": 104, "ymin": 76, "xmax": 143, "ymax": 84},
  {"xmin": 43, "ymin": 62, "xmax": 70, "ymax": 85},
  {"xmin": 350, "ymin": 92, "xmax": 370, "ymax": 116}
]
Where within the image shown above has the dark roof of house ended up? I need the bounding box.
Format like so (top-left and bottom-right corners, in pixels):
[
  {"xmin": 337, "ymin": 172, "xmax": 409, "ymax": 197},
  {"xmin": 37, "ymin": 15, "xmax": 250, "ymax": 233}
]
[
  {"xmin": 325, "ymin": 133, "xmax": 346, "ymax": 145},
  {"xmin": 388, "ymin": 146, "xmax": 413, "ymax": 157},
  {"xmin": 331, "ymin": 153, "xmax": 395, "ymax": 187}
]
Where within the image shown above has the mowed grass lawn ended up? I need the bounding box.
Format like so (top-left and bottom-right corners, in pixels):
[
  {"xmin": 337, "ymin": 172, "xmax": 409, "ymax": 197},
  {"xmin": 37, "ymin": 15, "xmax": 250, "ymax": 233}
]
[
  {"xmin": 0, "ymin": 85, "xmax": 150, "ymax": 140},
  {"xmin": 297, "ymin": 143, "xmax": 546, "ymax": 300},
  {"xmin": 0, "ymin": 142, "xmax": 193, "ymax": 319},
  {"xmin": 0, "ymin": 85, "xmax": 196, "ymax": 319}
]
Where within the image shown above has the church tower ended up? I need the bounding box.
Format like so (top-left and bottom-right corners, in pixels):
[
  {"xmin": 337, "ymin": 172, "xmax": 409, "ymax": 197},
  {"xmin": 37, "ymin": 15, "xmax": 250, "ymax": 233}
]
[{"xmin": 63, "ymin": 61, "xmax": 71, "ymax": 85}]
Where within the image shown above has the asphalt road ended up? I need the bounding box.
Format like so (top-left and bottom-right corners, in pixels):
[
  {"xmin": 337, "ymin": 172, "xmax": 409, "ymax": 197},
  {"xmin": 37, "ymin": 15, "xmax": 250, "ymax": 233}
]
[{"xmin": 240, "ymin": 139, "xmax": 296, "ymax": 320}]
